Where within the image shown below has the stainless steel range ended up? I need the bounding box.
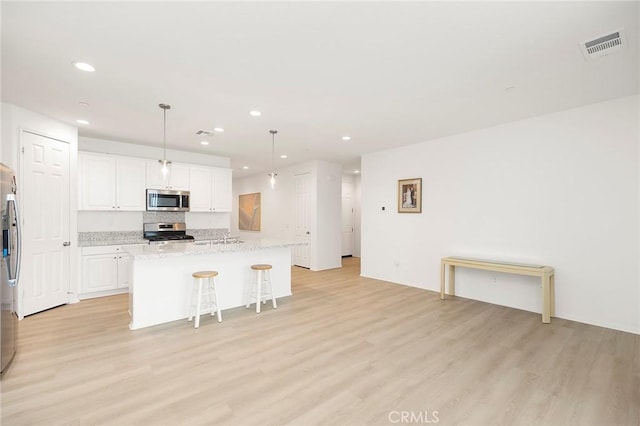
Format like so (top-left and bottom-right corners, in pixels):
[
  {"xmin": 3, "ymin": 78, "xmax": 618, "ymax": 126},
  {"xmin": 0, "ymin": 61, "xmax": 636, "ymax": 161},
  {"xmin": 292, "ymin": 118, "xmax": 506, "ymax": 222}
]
[{"xmin": 143, "ymin": 222, "xmax": 194, "ymax": 244}]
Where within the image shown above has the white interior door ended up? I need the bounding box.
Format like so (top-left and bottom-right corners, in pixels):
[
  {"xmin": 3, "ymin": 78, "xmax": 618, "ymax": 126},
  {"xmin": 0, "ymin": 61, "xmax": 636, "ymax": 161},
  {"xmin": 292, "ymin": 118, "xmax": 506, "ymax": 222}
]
[
  {"xmin": 293, "ymin": 173, "xmax": 311, "ymax": 268},
  {"xmin": 341, "ymin": 184, "xmax": 354, "ymax": 257},
  {"xmin": 21, "ymin": 131, "xmax": 70, "ymax": 316}
]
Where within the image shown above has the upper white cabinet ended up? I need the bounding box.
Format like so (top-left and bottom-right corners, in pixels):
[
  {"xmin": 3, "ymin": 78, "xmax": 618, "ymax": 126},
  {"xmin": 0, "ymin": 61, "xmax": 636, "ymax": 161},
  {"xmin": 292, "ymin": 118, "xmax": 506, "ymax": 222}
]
[
  {"xmin": 116, "ymin": 158, "xmax": 147, "ymax": 210},
  {"xmin": 212, "ymin": 167, "xmax": 232, "ymax": 212},
  {"xmin": 146, "ymin": 161, "xmax": 190, "ymax": 190},
  {"xmin": 189, "ymin": 166, "xmax": 232, "ymax": 212},
  {"xmin": 189, "ymin": 166, "xmax": 213, "ymax": 211},
  {"xmin": 78, "ymin": 152, "xmax": 146, "ymax": 211},
  {"xmin": 78, "ymin": 151, "xmax": 231, "ymax": 212}
]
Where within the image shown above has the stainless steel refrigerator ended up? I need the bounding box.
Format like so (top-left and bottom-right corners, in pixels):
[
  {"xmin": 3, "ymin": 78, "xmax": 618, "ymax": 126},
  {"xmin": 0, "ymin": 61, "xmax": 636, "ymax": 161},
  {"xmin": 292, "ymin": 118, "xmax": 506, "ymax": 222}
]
[{"xmin": 1, "ymin": 163, "xmax": 20, "ymax": 377}]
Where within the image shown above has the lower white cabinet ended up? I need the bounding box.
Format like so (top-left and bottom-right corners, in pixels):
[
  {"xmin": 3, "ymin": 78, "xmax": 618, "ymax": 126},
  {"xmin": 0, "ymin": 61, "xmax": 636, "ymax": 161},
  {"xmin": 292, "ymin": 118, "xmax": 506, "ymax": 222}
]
[{"xmin": 80, "ymin": 244, "xmax": 142, "ymax": 298}]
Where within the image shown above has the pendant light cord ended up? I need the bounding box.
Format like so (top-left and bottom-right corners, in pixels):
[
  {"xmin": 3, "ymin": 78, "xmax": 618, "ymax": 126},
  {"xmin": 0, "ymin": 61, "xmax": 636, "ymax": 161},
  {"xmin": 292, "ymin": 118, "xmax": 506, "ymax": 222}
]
[
  {"xmin": 271, "ymin": 131, "xmax": 275, "ymax": 170},
  {"xmin": 269, "ymin": 130, "xmax": 278, "ymax": 188},
  {"xmin": 159, "ymin": 103, "xmax": 171, "ymax": 165},
  {"xmin": 270, "ymin": 130, "xmax": 278, "ymax": 173}
]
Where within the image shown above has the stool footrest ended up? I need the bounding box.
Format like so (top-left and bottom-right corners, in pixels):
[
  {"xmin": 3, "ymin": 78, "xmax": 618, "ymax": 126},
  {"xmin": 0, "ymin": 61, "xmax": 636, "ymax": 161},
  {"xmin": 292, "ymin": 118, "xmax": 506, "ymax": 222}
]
[
  {"xmin": 246, "ymin": 266, "xmax": 277, "ymax": 313},
  {"xmin": 189, "ymin": 271, "xmax": 222, "ymax": 328}
]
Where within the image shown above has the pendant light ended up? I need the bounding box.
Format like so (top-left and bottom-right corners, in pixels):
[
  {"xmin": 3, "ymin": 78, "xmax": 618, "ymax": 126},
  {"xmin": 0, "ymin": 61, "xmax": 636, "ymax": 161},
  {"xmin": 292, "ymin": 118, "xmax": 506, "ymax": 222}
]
[
  {"xmin": 158, "ymin": 103, "xmax": 172, "ymax": 177},
  {"xmin": 268, "ymin": 130, "xmax": 278, "ymax": 188}
]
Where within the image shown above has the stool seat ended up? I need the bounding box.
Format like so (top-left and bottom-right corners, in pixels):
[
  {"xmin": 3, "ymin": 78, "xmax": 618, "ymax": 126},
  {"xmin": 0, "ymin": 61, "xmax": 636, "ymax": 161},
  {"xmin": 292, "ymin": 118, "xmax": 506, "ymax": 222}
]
[
  {"xmin": 189, "ymin": 270, "xmax": 222, "ymax": 328},
  {"xmin": 193, "ymin": 271, "xmax": 219, "ymax": 278},
  {"xmin": 251, "ymin": 264, "xmax": 272, "ymax": 271},
  {"xmin": 246, "ymin": 264, "xmax": 276, "ymax": 313}
]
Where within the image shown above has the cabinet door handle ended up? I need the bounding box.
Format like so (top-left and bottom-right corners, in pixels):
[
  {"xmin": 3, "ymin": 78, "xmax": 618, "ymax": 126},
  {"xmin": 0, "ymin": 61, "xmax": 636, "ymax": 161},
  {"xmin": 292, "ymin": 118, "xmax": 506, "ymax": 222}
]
[{"xmin": 62, "ymin": 241, "xmax": 71, "ymax": 247}]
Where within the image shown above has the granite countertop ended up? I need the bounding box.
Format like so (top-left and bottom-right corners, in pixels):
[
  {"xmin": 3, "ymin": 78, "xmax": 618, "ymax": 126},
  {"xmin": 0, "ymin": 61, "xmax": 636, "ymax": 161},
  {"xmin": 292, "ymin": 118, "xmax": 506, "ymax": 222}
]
[
  {"xmin": 123, "ymin": 239, "xmax": 304, "ymax": 260},
  {"xmin": 78, "ymin": 232, "xmax": 147, "ymax": 247},
  {"xmin": 78, "ymin": 229, "xmax": 229, "ymax": 247}
]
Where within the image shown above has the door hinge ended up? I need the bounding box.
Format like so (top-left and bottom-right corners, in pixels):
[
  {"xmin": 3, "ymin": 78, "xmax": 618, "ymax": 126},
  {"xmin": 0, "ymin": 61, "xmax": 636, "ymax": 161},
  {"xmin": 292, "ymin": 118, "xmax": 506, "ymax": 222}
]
[{"xmin": 21, "ymin": 147, "xmax": 25, "ymax": 154}]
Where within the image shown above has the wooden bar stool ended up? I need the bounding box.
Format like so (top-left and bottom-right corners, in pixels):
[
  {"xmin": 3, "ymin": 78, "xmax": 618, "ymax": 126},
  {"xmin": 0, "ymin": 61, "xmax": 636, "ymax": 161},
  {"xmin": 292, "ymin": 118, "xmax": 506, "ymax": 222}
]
[
  {"xmin": 189, "ymin": 271, "xmax": 222, "ymax": 328},
  {"xmin": 246, "ymin": 264, "xmax": 277, "ymax": 314}
]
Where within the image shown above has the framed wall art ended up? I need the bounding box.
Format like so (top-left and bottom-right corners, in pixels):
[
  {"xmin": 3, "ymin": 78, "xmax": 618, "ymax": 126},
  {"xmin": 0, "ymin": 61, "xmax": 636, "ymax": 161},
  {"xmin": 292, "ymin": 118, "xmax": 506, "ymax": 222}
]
[
  {"xmin": 239, "ymin": 192, "xmax": 261, "ymax": 231},
  {"xmin": 398, "ymin": 178, "xmax": 422, "ymax": 213}
]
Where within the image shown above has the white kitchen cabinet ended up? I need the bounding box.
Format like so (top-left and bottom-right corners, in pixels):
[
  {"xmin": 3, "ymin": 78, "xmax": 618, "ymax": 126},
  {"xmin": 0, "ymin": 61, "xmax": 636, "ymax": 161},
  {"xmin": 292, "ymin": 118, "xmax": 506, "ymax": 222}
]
[
  {"xmin": 78, "ymin": 152, "xmax": 146, "ymax": 211},
  {"xmin": 212, "ymin": 167, "xmax": 232, "ymax": 212},
  {"xmin": 189, "ymin": 166, "xmax": 213, "ymax": 211},
  {"xmin": 78, "ymin": 152, "xmax": 116, "ymax": 210},
  {"xmin": 146, "ymin": 161, "xmax": 190, "ymax": 190},
  {"xmin": 116, "ymin": 158, "xmax": 147, "ymax": 210},
  {"xmin": 188, "ymin": 165, "xmax": 232, "ymax": 212},
  {"xmin": 80, "ymin": 245, "xmax": 141, "ymax": 298}
]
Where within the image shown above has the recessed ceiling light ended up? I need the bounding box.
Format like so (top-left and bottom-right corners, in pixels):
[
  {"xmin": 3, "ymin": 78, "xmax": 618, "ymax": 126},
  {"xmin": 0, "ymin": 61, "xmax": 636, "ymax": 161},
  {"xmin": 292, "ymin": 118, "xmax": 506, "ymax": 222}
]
[
  {"xmin": 505, "ymin": 86, "xmax": 516, "ymax": 91},
  {"xmin": 73, "ymin": 62, "xmax": 95, "ymax": 72},
  {"xmin": 249, "ymin": 110, "xmax": 261, "ymax": 117},
  {"xmin": 79, "ymin": 101, "xmax": 90, "ymax": 107},
  {"xmin": 280, "ymin": 154, "xmax": 288, "ymax": 159},
  {"xmin": 200, "ymin": 141, "xmax": 209, "ymax": 145},
  {"xmin": 354, "ymin": 170, "xmax": 360, "ymax": 174},
  {"xmin": 242, "ymin": 166, "xmax": 249, "ymax": 170},
  {"xmin": 342, "ymin": 136, "xmax": 351, "ymax": 141},
  {"xmin": 76, "ymin": 119, "xmax": 90, "ymax": 125},
  {"xmin": 213, "ymin": 127, "xmax": 224, "ymax": 133}
]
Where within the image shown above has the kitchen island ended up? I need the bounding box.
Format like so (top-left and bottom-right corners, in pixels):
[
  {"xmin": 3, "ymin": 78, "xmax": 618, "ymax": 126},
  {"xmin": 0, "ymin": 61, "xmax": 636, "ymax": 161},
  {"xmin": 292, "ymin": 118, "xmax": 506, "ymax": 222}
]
[{"xmin": 125, "ymin": 239, "xmax": 299, "ymax": 330}]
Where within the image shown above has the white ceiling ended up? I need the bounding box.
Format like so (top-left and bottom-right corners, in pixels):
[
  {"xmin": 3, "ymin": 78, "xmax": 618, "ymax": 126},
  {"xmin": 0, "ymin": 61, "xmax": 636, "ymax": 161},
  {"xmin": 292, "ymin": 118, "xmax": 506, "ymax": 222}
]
[{"xmin": 2, "ymin": 1, "xmax": 638, "ymax": 178}]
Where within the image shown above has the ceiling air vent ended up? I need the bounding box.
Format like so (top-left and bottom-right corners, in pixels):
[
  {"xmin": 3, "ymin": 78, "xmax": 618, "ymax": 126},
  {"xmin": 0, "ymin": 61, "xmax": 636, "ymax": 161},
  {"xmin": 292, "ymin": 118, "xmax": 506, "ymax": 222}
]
[
  {"xmin": 196, "ymin": 130, "xmax": 215, "ymax": 136},
  {"xmin": 580, "ymin": 29, "xmax": 626, "ymax": 60},
  {"xmin": 196, "ymin": 129, "xmax": 215, "ymax": 136}
]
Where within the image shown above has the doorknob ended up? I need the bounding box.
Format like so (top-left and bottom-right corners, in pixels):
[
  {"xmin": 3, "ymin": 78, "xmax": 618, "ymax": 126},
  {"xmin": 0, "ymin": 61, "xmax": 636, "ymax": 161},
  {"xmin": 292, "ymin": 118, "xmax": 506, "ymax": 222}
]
[
  {"xmin": 306, "ymin": 231, "xmax": 310, "ymax": 235},
  {"xmin": 62, "ymin": 241, "xmax": 71, "ymax": 247}
]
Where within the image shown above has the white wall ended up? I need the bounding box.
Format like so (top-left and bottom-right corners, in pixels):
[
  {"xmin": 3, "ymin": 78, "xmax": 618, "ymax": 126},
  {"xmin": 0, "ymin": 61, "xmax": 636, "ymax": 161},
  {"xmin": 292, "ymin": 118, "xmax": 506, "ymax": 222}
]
[
  {"xmin": 232, "ymin": 160, "xmax": 342, "ymax": 271},
  {"xmin": 361, "ymin": 95, "xmax": 639, "ymax": 334},
  {"xmin": 232, "ymin": 165, "xmax": 297, "ymax": 241},
  {"xmin": 315, "ymin": 161, "xmax": 343, "ymax": 269},
  {"xmin": 79, "ymin": 136, "xmax": 230, "ymax": 167}
]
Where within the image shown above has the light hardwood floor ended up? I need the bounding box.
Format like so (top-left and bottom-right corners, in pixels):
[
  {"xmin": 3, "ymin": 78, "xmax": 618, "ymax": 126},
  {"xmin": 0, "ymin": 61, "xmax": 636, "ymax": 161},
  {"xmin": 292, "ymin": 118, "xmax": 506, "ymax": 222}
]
[{"xmin": 1, "ymin": 257, "xmax": 638, "ymax": 425}]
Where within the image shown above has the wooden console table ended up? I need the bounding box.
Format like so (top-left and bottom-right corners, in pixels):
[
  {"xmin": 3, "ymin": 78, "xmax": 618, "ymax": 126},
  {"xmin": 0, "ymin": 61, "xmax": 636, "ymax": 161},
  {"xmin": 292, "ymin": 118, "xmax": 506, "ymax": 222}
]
[{"xmin": 440, "ymin": 256, "xmax": 555, "ymax": 323}]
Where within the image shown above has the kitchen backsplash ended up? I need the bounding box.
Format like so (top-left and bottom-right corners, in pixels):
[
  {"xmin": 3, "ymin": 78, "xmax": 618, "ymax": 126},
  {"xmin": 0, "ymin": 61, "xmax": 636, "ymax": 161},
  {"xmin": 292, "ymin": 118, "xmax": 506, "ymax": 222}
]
[
  {"xmin": 142, "ymin": 211, "xmax": 184, "ymax": 223},
  {"xmin": 187, "ymin": 228, "xmax": 229, "ymax": 240}
]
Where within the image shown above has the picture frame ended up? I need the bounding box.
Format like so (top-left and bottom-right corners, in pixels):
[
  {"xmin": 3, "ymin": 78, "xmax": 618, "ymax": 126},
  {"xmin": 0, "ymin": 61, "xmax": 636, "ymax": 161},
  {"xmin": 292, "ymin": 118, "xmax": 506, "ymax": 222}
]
[
  {"xmin": 398, "ymin": 178, "xmax": 422, "ymax": 213},
  {"xmin": 239, "ymin": 192, "xmax": 261, "ymax": 231}
]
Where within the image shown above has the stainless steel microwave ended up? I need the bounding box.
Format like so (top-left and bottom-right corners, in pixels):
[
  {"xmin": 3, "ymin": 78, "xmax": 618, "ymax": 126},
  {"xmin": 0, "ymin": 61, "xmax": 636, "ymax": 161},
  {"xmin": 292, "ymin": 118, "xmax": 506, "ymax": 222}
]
[{"xmin": 146, "ymin": 189, "xmax": 190, "ymax": 212}]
